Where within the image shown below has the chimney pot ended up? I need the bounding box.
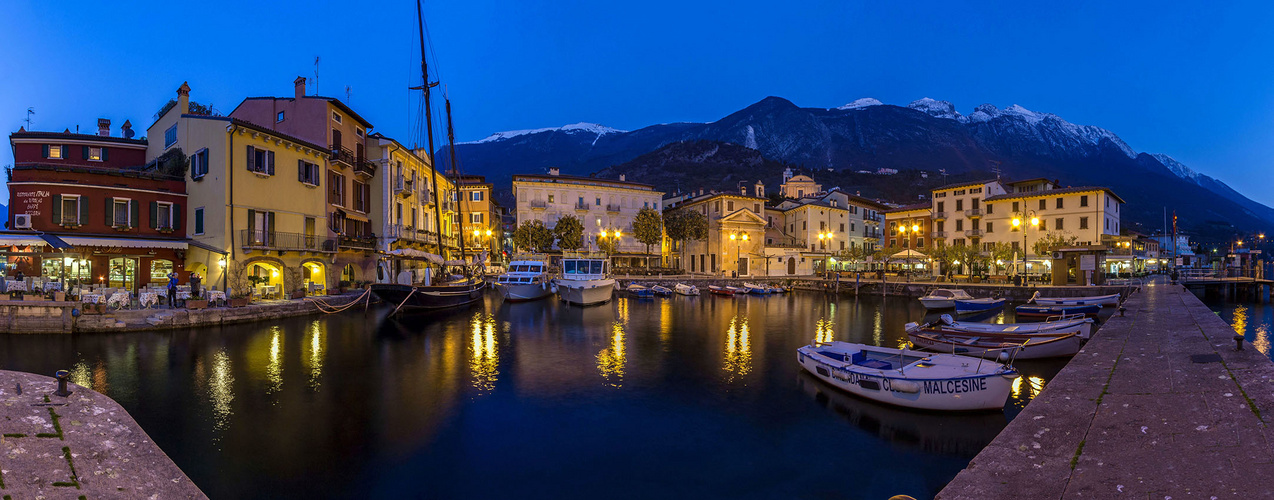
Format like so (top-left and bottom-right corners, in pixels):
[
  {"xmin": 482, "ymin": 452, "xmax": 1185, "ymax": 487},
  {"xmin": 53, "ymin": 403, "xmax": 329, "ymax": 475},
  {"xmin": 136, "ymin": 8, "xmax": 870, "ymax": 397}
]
[
  {"xmin": 619, "ymin": 174, "xmax": 626, "ymax": 181},
  {"xmin": 177, "ymin": 82, "xmax": 191, "ymax": 115},
  {"xmin": 97, "ymin": 118, "xmax": 110, "ymax": 137},
  {"xmin": 548, "ymin": 167, "xmax": 560, "ymax": 176},
  {"xmin": 294, "ymin": 76, "xmax": 307, "ymax": 99},
  {"xmin": 121, "ymin": 120, "xmax": 134, "ymax": 139}
]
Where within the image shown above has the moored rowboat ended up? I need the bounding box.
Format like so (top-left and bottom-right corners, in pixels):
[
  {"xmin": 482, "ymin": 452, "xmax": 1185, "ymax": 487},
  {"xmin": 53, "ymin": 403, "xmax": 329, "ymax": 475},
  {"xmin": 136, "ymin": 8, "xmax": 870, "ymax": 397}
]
[
  {"xmin": 954, "ymin": 298, "xmax": 1005, "ymax": 315},
  {"xmin": 1015, "ymin": 304, "xmax": 1101, "ymax": 320},
  {"xmin": 906, "ymin": 314, "xmax": 1096, "ymax": 340},
  {"xmin": 1028, "ymin": 291, "xmax": 1120, "ymax": 307},
  {"xmin": 907, "ymin": 330, "xmax": 1085, "ymax": 360}
]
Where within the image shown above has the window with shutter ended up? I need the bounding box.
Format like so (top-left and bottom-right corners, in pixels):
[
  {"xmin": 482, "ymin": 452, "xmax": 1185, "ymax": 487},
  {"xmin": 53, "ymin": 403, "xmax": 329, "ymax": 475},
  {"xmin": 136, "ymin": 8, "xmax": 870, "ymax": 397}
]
[{"xmin": 247, "ymin": 145, "xmax": 256, "ymax": 172}]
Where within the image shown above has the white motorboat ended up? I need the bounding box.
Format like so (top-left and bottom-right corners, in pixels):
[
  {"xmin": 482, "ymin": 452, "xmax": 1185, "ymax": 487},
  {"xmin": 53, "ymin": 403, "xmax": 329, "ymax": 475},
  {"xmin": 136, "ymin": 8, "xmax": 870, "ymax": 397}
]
[
  {"xmin": 918, "ymin": 288, "xmax": 974, "ymax": 310},
  {"xmin": 625, "ymin": 283, "xmax": 656, "ymax": 298},
  {"xmin": 796, "ymin": 341, "xmax": 1019, "ymax": 411},
  {"xmin": 907, "ymin": 330, "xmax": 1085, "ymax": 360},
  {"xmin": 493, "ymin": 260, "xmax": 553, "ymax": 302},
  {"xmin": 1028, "ymin": 291, "xmax": 1121, "ymax": 307},
  {"xmin": 674, "ymin": 283, "xmax": 700, "ymax": 296},
  {"xmin": 650, "ymin": 285, "xmax": 673, "ymax": 296},
  {"xmin": 907, "ymin": 314, "xmax": 1096, "ymax": 339},
  {"xmin": 554, "ymin": 258, "xmax": 616, "ymax": 306}
]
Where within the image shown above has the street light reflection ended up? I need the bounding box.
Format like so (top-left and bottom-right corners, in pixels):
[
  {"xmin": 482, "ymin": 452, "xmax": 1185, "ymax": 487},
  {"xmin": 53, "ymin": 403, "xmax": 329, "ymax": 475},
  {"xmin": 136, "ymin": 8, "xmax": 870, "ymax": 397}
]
[
  {"xmin": 304, "ymin": 321, "xmax": 326, "ymax": 391},
  {"xmin": 209, "ymin": 348, "xmax": 235, "ymax": 433},
  {"xmin": 469, "ymin": 312, "xmax": 500, "ymax": 393},
  {"xmin": 267, "ymin": 327, "xmax": 283, "ymax": 394},
  {"xmin": 723, "ymin": 315, "xmax": 752, "ymax": 383},
  {"xmin": 597, "ymin": 321, "xmax": 627, "ymax": 387}
]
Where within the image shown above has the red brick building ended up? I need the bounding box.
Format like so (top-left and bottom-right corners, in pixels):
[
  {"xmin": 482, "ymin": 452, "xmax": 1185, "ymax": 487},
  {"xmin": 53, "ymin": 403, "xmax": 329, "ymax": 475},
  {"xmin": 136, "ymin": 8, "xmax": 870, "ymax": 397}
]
[{"xmin": 6, "ymin": 120, "xmax": 190, "ymax": 292}]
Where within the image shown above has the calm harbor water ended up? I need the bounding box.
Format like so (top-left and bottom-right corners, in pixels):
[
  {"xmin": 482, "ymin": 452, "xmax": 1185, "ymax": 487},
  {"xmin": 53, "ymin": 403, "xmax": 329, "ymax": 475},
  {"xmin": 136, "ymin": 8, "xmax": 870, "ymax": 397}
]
[
  {"xmin": 1203, "ymin": 293, "xmax": 1274, "ymax": 361},
  {"xmin": 0, "ymin": 292, "xmax": 1068, "ymax": 499}
]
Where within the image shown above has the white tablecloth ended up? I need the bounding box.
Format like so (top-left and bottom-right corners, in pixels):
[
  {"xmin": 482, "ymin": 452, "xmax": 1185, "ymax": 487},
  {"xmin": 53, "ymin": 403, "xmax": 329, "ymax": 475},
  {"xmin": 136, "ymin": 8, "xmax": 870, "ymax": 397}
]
[
  {"xmin": 43, "ymin": 282, "xmax": 62, "ymax": 292},
  {"xmin": 107, "ymin": 292, "xmax": 130, "ymax": 308},
  {"xmin": 138, "ymin": 292, "xmax": 160, "ymax": 308},
  {"xmin": 6, "ymin": 281, "xmax": 26, "ymax": 292},
  {"xmin": 176, "ymin": 290, "xmax": 192, "ymax": 300},
  {"xmin": 206, "ymin": 291, "xmax": 226, "ymax": 302},
  {"xmin": 80, "ymin": 293, "xmax": 103, "ymax": 304}
]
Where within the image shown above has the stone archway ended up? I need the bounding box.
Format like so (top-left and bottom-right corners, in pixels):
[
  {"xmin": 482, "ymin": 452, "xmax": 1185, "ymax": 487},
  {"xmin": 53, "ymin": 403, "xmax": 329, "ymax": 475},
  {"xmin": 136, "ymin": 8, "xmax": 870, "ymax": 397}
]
[
  {"xmin": 300, "ymin": 258, "xmax": 328, "ymax": 295},
  {"xmin": 787, "ymin": 257, "xmax": 797, "ymax": 275}
]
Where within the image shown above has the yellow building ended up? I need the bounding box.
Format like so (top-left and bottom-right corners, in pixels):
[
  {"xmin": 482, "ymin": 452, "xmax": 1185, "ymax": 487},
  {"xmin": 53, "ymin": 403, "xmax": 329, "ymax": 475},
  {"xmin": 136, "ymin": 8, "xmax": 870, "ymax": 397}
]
[
  {"xmin": 148, "ymin": 82, "xmax": 334, "ymax": 298},
  {"xmin": 455, "ymin": 174, "xmax": 500, "ymax": 264},
  {"xmin": 368, "ymin": 134, "xmax": 458, "ymax": 282}
]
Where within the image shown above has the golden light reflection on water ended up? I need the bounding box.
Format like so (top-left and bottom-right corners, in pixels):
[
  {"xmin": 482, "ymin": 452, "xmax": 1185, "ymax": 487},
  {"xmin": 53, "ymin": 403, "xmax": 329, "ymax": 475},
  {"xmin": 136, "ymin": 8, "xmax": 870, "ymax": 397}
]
[
  {"xmin": 597, "ymin": 321, "xmax": 627, "ymax": 387},
  {"xmin": 814, "ymin": 317, "xmax": 835, "ymax": 344},
  {"xmin": 659, "ymin": 299, "xmax": 673, "ymax": 347},
  {"xmin": 469, "ymin": 312, "xmax": 500, "ymax": 393},
  {"xmin": 723, "ymin": 315, "xmax": 752, "ymax": 383},
  {"xmin": 267, "ymin": 327, "xmax": 284, "ymax": 394},
  {"xmin": 209, "ymin": 348, "xmax": 235, "ymax": 432},
  {"xmin": 69, "ymin": 361, "xmax": 93, "ymax": 390},
  {"xmin": 1230, "ymin": 305, "xmax": 1267, "ymax": 355},
  {"xmin": 304, "ymin": 321, "xmax": 325, "ymax": 391},
  {"xmin": 872, "ymin": 309, "xmax": 883, "ymax": 346},
  {"xmin": 616, "ymin": 297, "xmax": 630, "ymax": 324},
  {"xmin": 1010, "ymin": 375, "xmax": 1047, "ymax": 405}
]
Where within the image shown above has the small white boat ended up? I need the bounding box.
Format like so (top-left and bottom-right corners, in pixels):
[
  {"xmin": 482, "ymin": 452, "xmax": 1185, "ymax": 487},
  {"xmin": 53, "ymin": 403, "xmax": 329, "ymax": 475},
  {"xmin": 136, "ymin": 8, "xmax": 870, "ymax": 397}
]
[
  {"xmin": 954, "ymin": 297, "xmax": 1005, "ymax": 315},
  {"xmin": 625, "ymin": 283, "xmax": 655, "ymax": 298},
  {"xmin": 1028, "ymin": 291, "xmax": 1120, "ymax": 307},
  {"xmin": 493, "ymin": 260, "xmax": 553, "ymax": 302},
  {"xmin": 554, "ymin": 258, "xmax": 616, "ymax": 306},
  {"xmin": 796, "ymin": 341, "xmax": 1019, "ymax": 411},
  {"xmin": 907, "ymin": 314, "xmax": 1096, "ymax": 340},
  {"xmin": 918, "ymin": 289, "xmax": 974, "ymax": 310},
  {"xmin": 651, "ymin": 285, "xmax": 673, "ymax": 296},
  {"xmin": 743, "ymin": 283, "xmax": 770, "ymax": 294},
  {"xmin": 674, "ymin": 283, "xmax": 700, "ymax": 296},
  {"xmin": 726, "ymin": 285, "xmax": 749, "ymax": 295},
  {"xmin": 907, "ymin": 330, "xmax": 1085, "ymax": 360}
]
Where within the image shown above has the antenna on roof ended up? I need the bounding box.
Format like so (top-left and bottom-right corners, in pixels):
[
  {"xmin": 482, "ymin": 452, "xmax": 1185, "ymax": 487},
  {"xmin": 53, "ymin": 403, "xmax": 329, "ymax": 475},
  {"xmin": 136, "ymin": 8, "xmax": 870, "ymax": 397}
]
[
  {"xmin": 345, "ymin": 85, "xmax": 352, "ymax": 104},
  {"xmin": 313, "ymin": 56, "xmax": 321, "ymax": 95},
  {"xmin": 989, "ymin": 160, "xmax": 1002, "ymax": 180},
  {"xmin": 24, "ymin": 107, "xmax": 33, "ymax": 130}
]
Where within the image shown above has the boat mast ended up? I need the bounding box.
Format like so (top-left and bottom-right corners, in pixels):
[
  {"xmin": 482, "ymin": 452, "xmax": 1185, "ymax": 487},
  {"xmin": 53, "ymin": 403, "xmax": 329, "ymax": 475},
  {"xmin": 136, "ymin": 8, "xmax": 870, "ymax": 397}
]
[
  {"xmin": 414, "ymin": 0, "xmax": 445, "ymax": 261},
  {"xmin": 446, "ymin": 97, "xmax": 469, "ymax": 266}
]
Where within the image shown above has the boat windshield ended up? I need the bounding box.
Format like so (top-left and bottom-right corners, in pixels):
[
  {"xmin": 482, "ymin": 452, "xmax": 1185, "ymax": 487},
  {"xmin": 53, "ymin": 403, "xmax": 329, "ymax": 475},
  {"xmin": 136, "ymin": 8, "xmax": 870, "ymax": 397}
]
[{"xmin": 563, "ymin": 259, "xmax": 606, "ymax": 275}]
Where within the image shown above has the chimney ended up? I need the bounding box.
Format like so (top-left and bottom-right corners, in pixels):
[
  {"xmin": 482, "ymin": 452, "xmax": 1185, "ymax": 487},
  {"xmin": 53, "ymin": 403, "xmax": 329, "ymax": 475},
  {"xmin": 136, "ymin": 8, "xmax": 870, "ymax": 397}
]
[
  {"xmin": 121, "ymin": 120, "xmax": 134, "ymax": 139},
  {"xmin": 177, "ymin": 82, "xmax": 191, "ymax": 115},
  {"xmin": 97, "ymin": 118, "xmax": 110, "ymax": 137},
  {"xmin": 740, "ymin": 185, "xmax": 747, "ymax": 196},
  {"xmin": 548, "ymin": 167, "xmax": 560, "ymax": 176},
  {"xmin": 619, "ymin": 174, "xmax": 626, "ymax": 182},
  {"xmin": 294, "ymin": 76, "xmax": 307, "ymax": 99}
]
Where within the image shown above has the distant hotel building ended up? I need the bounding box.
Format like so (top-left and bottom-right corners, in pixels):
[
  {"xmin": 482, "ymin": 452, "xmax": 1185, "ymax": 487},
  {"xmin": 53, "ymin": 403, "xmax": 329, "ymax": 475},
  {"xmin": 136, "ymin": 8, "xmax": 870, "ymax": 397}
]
[{"xmin": 512, "ymin": 169, "xmax": 663, "ymax": 266}]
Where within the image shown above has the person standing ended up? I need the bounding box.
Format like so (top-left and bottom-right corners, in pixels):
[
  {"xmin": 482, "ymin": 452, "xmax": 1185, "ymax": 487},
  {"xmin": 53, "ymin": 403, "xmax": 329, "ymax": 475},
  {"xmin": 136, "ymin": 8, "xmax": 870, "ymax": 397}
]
[
  {"xmin": 167, "ymin": 270, "xmax": 179, "ymax": 308},
  {"xmin": 190, "ymin": 272, "xmax": 202, "ymax": 299}
]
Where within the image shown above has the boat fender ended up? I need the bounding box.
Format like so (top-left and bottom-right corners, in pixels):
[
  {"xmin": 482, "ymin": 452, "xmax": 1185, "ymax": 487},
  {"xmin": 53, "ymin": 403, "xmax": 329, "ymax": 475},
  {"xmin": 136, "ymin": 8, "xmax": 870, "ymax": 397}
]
[
  {"xmin": 1029, "ymin": 290, "xmax": 1040, "ymax": 303},
  {"xmin": 940, "ymin": 314, "xmax": 954, "ymax": 325},
  {"xmin": 889, "ymin": 380, "xmax": 921, "ymax": 394},
  {"xmin": 997, "ymin": 351, "xmax": 1010, "ymax": 363},
  {"xmin": 833, "ymin": 370, "xmax": 850, "ymax": 381}
]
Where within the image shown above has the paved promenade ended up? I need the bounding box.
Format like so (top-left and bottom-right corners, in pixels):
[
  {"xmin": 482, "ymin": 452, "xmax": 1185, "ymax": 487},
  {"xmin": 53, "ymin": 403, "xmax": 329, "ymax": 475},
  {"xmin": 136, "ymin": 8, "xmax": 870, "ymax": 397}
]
[
  {"xmin": 939, "ymin": 277, "xmax": 1274, "ymax": 498},
  {"xmin": 0, "ymin": 370, "xmax": 205, "ymax": 498}
]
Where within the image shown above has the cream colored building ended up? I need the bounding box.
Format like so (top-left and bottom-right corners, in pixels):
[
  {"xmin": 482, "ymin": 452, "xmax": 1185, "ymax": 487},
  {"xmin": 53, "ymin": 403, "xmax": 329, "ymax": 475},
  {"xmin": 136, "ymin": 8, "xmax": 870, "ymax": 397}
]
[
  {"xmin": 930, "ymin": 179, "xmax": 1008, "ymax": 249},
  {"xmin": 779, "ymin": 168, "xmax": 822, "ymax": 198},
  {"xmin": 148, "ymin": 82, "xmax": 333, "ymax": 297},
  {"xmin": 981, "ymin": 179, "xmax": 1124, "ymax": 254},
  {"xmin": 367, "ymin": 134, "xmax": 458, "ymax": 282},
  {"xmin": 513, "ymin": 169, "xmax": 663, "ymax": 265},
  {"xmin": 664, "ymin": 192, "xmax": 769, "ymax": 276}
]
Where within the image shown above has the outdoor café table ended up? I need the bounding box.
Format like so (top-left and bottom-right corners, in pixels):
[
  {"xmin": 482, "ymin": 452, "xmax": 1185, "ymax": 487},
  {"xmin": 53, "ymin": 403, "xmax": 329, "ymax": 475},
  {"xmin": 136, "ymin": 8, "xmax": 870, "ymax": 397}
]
[
  {"xmin": 80, "ymin": 293, "xmax": 103, "ymax": 304},
  {"xmin": 43, "ymin": 281, "xmax": 62, "ymax": 292},
  {"xmin": 5, "ymin": 281, "xmax": 26, "ymax": 292},
  {"xmin": 138, "ymin": 291, "xmax": 160, "ymax": 308},
  {"xmin": 106, "ymin": 292, "xmax": 130, "ymax": 309},
  {"xmin": 176, "ymin": 290, "xmax": 192, "ymax": 300},
  {"xmin": 206, "ymin": 290, "xmax": 226, "ymax": 305}
]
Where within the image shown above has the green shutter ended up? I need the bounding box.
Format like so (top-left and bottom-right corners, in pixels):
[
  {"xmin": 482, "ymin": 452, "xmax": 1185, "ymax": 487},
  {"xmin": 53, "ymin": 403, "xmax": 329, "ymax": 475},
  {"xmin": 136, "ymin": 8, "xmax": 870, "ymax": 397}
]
[
  {"xmin": 195, "ymin": 209, "xmax": 203, "ymax": 235},
  {"xmin": 101, "ymin": 147, "xmax": 108, "ymax": 161},
  {"xmin": 267, "ymin": 150, "xmax": 275, "ymax": 176},
  {"xmin": 42, "ymin": 144, "xmax": 49, "ymax": 158},
  {"xmin": 130, "ymin": 200, "xmax": 140, "ymax": 228},
  {"xmin": 51, "ymin": 195, "xmax": 62, "ymax": 224},
  {"xmin": 104, "ymin": 197, "xmax": 114, "ymax": 226},
  {"xmin": 79, "ymin": 195, "xmax": 88, "ymax": 225},
  {"xmin": 149, "ymin": 201, "xmax": 158, "ymax": 229},
  {"xmin": 267, "ymin": 211, "xmax": 275, "ymax": 233},
  {"xmin": 247, "ymin": 209, "xmax": 255, "ymax": 235},
  {"xmin": 173, "ymin": 203, "xmax": 181, "ymax": 231},
  {"xmin": 81, "ymin": 146, "xmax": 89, "ymax": 160}
]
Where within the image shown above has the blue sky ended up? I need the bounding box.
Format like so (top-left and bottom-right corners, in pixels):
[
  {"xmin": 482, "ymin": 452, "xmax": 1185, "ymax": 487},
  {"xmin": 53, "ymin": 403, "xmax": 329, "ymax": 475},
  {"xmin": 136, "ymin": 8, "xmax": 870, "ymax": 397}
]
[{"xmin": 2, "ymin": 1, "xmax": 1273, "ymax": 204}]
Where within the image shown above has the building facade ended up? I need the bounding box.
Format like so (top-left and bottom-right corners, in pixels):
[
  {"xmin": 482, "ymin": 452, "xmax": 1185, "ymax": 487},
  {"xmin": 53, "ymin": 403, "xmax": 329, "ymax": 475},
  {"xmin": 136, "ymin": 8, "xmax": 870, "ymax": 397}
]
[
  {"xmin": 513, "ymin": 169, "xmax": 663, "ymax": 265},
  {"xmin": 368, "ymin": 134, "xmax": 458, "ymax": 283},
  {"xmin": 455, "ymin": 174, "xmax": 501, "ymax": 264},
  {"xmin": 664, "ymin": 192, "xmax": 768, "ymax": 276}
]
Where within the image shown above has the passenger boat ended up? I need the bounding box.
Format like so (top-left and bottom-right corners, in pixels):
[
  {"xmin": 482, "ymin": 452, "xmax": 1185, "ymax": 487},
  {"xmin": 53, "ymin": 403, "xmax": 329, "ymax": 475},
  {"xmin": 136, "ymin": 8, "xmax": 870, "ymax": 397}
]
[
  {"xmin": 906, "ymin": 314, "xmax": 1096, "ymax": 340},
  {"xmin": 1015, "ymin": 304, "xmax": 1101, "ymax": 320},
  {"xmin": 674, "ymin": 283, "xmax": 700, "ymax": 296},
  {"xmin": 708, "ymin": 285, "xmax": 734, "ymax": 296},
  {"xmin": 918, "ymin": 288, "xmax": 974, "ymax": 310},
  {"xmin": 554, "ymin": 258, "xmax": 616, "ymax": 306},
  {"xmin": 492, "ymin": 260, "xmax": 553, "ymax": 302},
  {"xmin": 954, "ymin": 297, "xmax": 1005, "ymax": 315},
  {"xmin": 744, "ymin": 283, "xmax": 770, "ymax": 294},
  {"xmin": 625, "ymin": 283, "xmax": 656, "ymax": 298},
  {"xmin": 796, "ymin": 341, "xmax": 1019, "ymax": 411},
  {"xmin": 907, "ymin": 330, "xmax": 1084, "ymax": 360},
  {"xmin": 726, "ymin": 285, "xmax": 749, "ymax": 295},
  {"xmin": 651, "ymin": 285, "xmax": 673, "ymax": 296},
  {"xmin": 1028, "ymin": 291, "xmax": 1121, "ymax": 307}
]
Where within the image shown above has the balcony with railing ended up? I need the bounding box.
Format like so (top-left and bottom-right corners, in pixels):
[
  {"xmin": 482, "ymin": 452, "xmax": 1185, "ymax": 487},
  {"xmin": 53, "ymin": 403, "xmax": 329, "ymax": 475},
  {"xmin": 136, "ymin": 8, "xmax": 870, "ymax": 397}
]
[
  {"xmin": 339, "ymin": 234, "xmax": 377, "ymax": 251},
  {"xmin": 932, "ymin": 212, "xmax": 948, "ymax": 220},
  {"xmin": 964, "ymin": 208, "xmax": 984, "ymax": 218},
  {"xmin": 606, "ymin": 204, "xmax": 622, "ymax": 213},
  {"xmin": 529, "ymin": 200, "xmax": 548, "ymax": 210},
  {"xmin": 60, "ymin": 214, "xmax": 81, "ymax": 227},
  {"xmin": 330, "ymin": 145, "xmax": 355, "ymax": 169},
  {"xmin": 766, "ymin": 237, "xmax": 807, "ymax": 249},
  {"xmin": 353, "ymin": 158, "xmax": 376, "ymax": 178},
  {"xmin": 395, "ymin": 178, "xmax": 413, "ymax": 197},
  {"xmin": 239, "ymin": 229, "xmax": 336, "ymax": 253},
  {"xmin": 575, "ymin": 201, "xmax": 591, "ymax": 211},
  {"xmin": 864, "ymin": 218, "xmax": 881, "ymax": 225},
  {"xmin": 965, "ymin": 229, "xmax": 984, "ymax": 237},
  {"xmin": 931, "ymin": 231, "xmax": 948, "ymax": 238}
]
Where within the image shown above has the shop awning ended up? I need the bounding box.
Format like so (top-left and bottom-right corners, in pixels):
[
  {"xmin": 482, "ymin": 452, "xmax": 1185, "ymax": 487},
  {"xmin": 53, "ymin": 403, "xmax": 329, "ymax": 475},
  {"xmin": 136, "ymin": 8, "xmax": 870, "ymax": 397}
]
[
  {"xmin": 343, "ymin": 211, "xmax": 371, "ymax": 223},
  {"xmin": 57, "ymin": 236, "xmax": 189, "ymax": 250},
  {"xmin": 39, "ymin": 233, "xmax": 73, "ymax": 250},
  {"xmin": 0, "ymin": 233, "xmax": 51, "ymax": 248}
]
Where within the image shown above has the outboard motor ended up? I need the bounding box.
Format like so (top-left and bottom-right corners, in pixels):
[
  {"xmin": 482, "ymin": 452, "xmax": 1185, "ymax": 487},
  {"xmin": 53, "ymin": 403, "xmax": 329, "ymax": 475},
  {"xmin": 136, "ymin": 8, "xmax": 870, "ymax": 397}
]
[{"xmin": 940, "ymin": 314, "xmax": 954, "ymax": 325}]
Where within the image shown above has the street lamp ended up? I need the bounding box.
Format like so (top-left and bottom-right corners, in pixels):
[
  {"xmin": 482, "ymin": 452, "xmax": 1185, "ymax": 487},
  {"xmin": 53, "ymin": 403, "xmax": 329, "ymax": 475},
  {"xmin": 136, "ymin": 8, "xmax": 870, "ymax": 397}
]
[
  {"xmin": 598, "ymin": 229, "xmax": 622, "ymax": 256},
  {"xmin": 729, "ymin": 231, "xmax": 749, "ymax": 277},
  {"xmin": 1012, "ymin": 211, "xmax": 1040, "ymax": 282}
]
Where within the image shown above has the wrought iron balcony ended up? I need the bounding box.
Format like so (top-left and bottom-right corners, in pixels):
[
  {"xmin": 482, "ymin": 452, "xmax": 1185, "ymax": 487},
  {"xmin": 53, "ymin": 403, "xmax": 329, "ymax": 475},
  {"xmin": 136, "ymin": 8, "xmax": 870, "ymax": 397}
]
[
  {"xmin": 575, "ymin": 201, "xmax": 591, "ymax": 210},
  {"xmin": 330, "ymin": 145, "xmax": 355, "ymax": 169},
  {"xmin": 395, "ymin": 178, "xmax": 412, "ymax": 197},
  {"xmin": 353, "ymin": 158, "xmax": 376, "ymax": 178},
  {"xmin": 964, "ymin": 208, "xmax": 984, "ymax": 218},
  {"xmin": 239, "ymin": 229, "xmax": 335, "ymax": 253},
  {"xmin": 606, "ymin": 204, "xmax": 622, "ymax": 212},
  {"xmin": 965, "ymin": 229, "xmax": 984, "ymax": 237},
  {"xmin": 529, "ymin": 200, "xmax": 548, "ymax": 209},
  {"xmin": 339, "ymin": 234, "xmax": 377, "ymax": 251},
  {"xmin": 932, "ymin": 211, "xmax": 948, "ymax": 220},
  {"xmin": 931, "ymin": 231, "xmax": 948, "ymax": 238}
]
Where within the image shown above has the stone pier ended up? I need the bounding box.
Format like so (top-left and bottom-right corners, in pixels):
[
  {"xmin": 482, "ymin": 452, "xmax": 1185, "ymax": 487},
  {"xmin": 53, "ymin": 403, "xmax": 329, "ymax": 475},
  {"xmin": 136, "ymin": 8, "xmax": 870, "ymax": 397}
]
[
  {"xmin": 938, "ymin": 277, "xmax": 1274, "ymax": 498},
  {"xmin": 0, "ymin": 370, "xmax": 205, "ymax": 498}
]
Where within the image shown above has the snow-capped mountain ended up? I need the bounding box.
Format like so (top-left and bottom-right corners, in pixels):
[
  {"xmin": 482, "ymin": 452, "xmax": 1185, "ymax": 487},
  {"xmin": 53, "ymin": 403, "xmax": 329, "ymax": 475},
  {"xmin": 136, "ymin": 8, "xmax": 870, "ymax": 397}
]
[{"xmin": 439, "ymin": 96, "xmax": 1274, "ymax": 236}]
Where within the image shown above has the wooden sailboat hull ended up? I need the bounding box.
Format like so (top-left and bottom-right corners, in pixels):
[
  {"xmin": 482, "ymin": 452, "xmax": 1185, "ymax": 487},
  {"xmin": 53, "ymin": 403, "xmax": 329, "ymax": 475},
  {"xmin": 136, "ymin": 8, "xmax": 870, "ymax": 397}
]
[{"xmin": 370, "ymin": 281, "xmax": 485, "ymax": 312}]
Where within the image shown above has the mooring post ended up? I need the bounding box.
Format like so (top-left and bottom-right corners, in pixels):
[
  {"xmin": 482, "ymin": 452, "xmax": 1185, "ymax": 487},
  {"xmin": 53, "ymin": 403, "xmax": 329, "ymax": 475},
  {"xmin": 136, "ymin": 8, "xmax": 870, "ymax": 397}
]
[
  {"xmin": 1235, "ymin": 334, "xmax": 1245, "ymax": 351},
  {"xmin": 54, "ymin": 369, "xmax": 71, "ymax": 397}
]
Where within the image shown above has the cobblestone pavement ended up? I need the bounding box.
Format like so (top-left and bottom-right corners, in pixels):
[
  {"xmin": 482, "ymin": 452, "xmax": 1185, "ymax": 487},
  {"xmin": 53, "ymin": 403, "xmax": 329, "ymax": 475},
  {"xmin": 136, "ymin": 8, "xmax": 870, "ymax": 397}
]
[
  {"xmin": 939, "ymin": 277, "xmax": 1274, "ymax": 499},
  {"xmin": 0, "ymin": 370, "xmax": 205, "ymax": 499}
]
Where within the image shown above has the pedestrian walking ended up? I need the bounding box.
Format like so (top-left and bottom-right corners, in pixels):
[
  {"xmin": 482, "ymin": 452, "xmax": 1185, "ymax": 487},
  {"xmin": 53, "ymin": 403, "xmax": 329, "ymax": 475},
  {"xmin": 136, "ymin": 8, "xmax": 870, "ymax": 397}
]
[{"xmin": 167, "ymin": 270, "xmax": 179, "ymax": 308}]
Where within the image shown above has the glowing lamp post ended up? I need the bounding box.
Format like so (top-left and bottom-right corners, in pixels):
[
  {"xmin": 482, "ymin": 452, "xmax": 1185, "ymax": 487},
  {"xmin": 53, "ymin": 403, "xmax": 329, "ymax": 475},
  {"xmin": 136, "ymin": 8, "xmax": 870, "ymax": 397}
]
[
  {"xmin": 729, "ymin": 232, "xmax": 749, "ymax": 277},
  {"xmin": 1011, "ymin": 211, "xmax": 1039, "ymax": 282}
]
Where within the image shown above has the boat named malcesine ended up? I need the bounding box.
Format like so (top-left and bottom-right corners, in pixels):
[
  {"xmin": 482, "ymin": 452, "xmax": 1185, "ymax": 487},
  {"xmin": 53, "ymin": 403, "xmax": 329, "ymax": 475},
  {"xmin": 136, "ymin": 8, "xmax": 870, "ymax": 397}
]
[
  {"xmin": 554, "ymin": 257, "xmax": 616, "ymax": 306},
  {"xmin": 493, "ymin": 260, "xmax": 554, "ymax": 302}
]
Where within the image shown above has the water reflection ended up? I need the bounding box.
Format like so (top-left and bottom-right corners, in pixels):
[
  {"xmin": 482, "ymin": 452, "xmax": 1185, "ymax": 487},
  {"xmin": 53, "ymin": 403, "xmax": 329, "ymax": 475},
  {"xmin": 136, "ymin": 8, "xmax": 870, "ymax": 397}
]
[
  {"xmin": 209, "ymin": 348, "xmax": 235, "ymax": 434},
  {"xmin": 723, "ymin": 315, "xmax": 752, "ymax": 383},
  {"xmin": 1230, "ymin": 304, "xmax": 1270, "ymax": 355},
  {"xmin": 597, "ymin": 321, "xmax": 627, "ymax": 387},
  {"xmin": 304, "ymin": 321, "xmax": 325, "ymax": 391},
  {"xmin": 814, "ymin": 317, "xmax": 835, "ymax": 344},
  {"xmin": 469, "ymin": 312, "xmax": 499, "ymax": 393},
  {"xmin": 70, "ymin": 360, "xmax": 92, "ymax": 390},
  {"xmin": 1008, "ymin": 375, "xmax": 1047, "ymax": 409},
  {"xmin": 267, "ymin": 327, "xmax": 283, "ymax": 394}
]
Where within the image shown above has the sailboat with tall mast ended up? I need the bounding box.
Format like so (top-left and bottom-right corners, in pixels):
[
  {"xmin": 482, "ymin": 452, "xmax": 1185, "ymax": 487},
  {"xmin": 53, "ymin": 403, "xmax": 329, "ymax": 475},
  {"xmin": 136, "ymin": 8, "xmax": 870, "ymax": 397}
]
[{"xmin": 369, "ymin": 0, "xmax": 484, "ymax": 313}]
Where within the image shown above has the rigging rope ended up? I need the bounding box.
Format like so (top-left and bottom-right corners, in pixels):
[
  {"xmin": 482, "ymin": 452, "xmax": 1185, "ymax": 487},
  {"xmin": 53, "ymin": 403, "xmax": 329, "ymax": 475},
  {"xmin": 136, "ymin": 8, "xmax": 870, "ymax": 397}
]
[
  {"xmin": 305, "ymin": 288, "xmax": 372, "ymax": 314},
  {"xmin": 390, "ymin": 287, "xmax": 418, "ymax": 317}
]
